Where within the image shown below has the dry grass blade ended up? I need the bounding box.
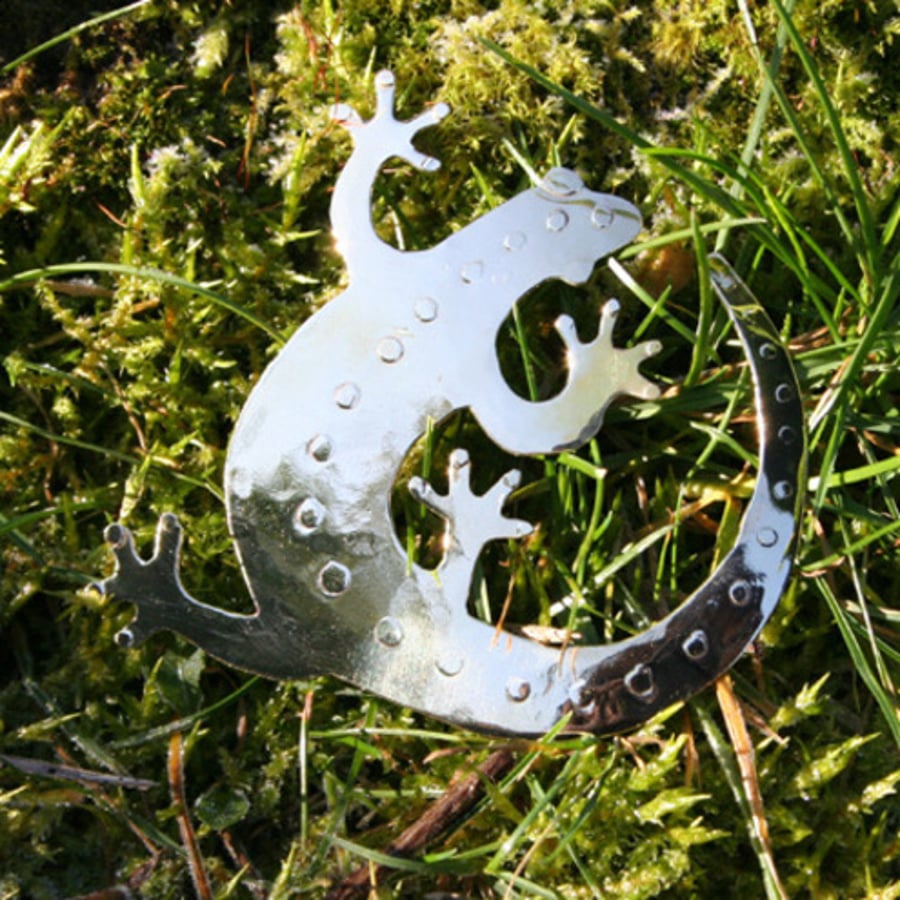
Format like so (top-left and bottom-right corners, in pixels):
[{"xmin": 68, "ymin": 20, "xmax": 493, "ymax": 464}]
[
  {"xmin": 715, "ymin": 675, "xmax": 787, "ymax": 900},
  {"xmin": 168, "ymin": 731, "xmax": 213, "ymax": 900}
]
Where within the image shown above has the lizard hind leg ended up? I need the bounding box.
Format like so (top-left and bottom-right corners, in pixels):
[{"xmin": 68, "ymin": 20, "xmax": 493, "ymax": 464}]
[
  {"xmin": 96, "ymin": 513, "xmax": 193, "ymax": 648},
  {"xmin": 96, "ymin": 512, "xmax": 291, "ymax": 679},
  {"xmin": 409, "ymin": 449, "xmax": 533, "ymax": 571}
]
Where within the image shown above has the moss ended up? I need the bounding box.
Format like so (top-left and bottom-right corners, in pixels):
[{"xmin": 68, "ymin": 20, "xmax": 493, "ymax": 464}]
[{"xmin": 1, "ymin": 0, "xmax": 898, "ymax": 896}]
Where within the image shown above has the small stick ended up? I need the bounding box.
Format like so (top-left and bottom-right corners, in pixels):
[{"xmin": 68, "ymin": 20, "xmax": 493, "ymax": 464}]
[
  {"xmin": 0, "ymin": 753, "xmax": 156, "ymax": 790},
  {"xmin": 168, "ymin": 731, "xmax": 214, "ymax": 900},
  {"xmin": 327, "ymin": 747, "xmax": 516, "ymax": 899}
]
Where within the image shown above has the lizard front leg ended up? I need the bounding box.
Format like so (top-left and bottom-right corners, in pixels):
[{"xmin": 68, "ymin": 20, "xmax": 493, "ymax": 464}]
[
  {"xmin": 471, "ymin": 299, "xmax": 661, "ymax": 455},
  {"xmin": 329, "ymin": 70, "xmax": 450, "ymax": 278}
]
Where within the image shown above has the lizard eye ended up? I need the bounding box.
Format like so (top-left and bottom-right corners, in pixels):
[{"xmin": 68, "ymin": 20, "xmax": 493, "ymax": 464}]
[{"xmin": 540, "ymin": 167, "xmax": 583, "ymax": 197}]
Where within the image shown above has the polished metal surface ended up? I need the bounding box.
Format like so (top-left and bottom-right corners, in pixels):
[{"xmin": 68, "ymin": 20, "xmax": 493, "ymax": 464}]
[{"xmin": 97, "ymin": 72, "xmax": 805, "ymax": 736}]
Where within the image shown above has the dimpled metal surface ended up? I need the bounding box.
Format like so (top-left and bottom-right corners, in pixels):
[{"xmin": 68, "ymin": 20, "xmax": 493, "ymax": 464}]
[{"xmin": 96, "ymin": 72, "xmax": 805, "ymax": 736}]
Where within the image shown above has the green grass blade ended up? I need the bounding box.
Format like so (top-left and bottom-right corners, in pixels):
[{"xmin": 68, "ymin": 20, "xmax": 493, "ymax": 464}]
[
  {"xmin": 722, "ymin": 0, "xmax": 796, "ymax": 249},
  {"xmin": 0, "ymin": 411, "xmax": 221, "ymax": 499},
  {"xmin": 696, "ymin": 706, "xmax": 787, "ymax": 900},
  {"xmin": 811, "ymin": 256, "xmax": 900, "ymax": 510},
  {"xmin": 0, "ymin": 262, "xmax": 284, "ymax": 344},
  {"xmin": 816, "ymin": 579, "xmax": 900, "ymax": 748},
  {"xmin": 768, "ymin": 0, "xmax": 881, "ymax": 282},
  {"xmin": 684, "ymin": 217, "xmax": 715, "ymax": 387},
  {"xmin": 1, "ymin": 1, "xmax": 154, "ymax": 75},
  {"xmin": 800, "ymin": 517, "xmax": 900, "ymax": 574}
]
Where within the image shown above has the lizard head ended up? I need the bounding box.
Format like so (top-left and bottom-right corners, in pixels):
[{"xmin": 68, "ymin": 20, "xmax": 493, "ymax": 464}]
[{"xmin": 531, "ymin": 167, "xmax": 642, "ymax": 284}]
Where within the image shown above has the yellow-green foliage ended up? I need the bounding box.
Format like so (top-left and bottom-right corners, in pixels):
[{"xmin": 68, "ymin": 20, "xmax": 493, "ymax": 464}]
[{"xmin": 1, "ymin": 1, "xmax": 898, "ymax": 897}]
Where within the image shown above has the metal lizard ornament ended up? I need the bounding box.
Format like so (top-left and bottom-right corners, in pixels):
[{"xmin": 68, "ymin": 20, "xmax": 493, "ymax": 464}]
[{"xmin": 96, "ymin": 71, "xmax": 805, "ymax": 736}]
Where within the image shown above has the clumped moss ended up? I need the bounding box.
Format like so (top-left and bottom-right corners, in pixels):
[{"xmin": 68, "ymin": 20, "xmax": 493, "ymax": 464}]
[{"xmin": 1, "ymin": 1, "xmax": 898, "ymax": 897}]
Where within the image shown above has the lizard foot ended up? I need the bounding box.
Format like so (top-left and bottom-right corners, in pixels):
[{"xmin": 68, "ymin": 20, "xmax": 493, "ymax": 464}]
[
  {"xmin": 94, "ymin": 513, "xmax": 192, "ymax": 648},
  {"xmin": 557, "ymin": 299, "xmax": 662, "ymax": 407},
  {"xmin": 330, "ymin": 70, "xmax": 451, "ymax": 172},
  {"xmin": 409, "ymin": 449, "xmax": 533, "ymax": 563},
  {"xmin": 472, "ymin": 299, "xmax": 662, "ymax": 455}
]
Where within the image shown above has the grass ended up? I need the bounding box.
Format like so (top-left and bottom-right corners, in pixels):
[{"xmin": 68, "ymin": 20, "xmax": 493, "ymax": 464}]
[{"xmin": 1, "ymin": 0, "xmax": 898, "ymax": 897}]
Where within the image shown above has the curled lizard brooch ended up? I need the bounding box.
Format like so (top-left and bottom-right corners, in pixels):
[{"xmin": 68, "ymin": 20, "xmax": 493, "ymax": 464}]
[{"xmin": 96, "ymin": 71, "xmax": 806, "ymax": 736}]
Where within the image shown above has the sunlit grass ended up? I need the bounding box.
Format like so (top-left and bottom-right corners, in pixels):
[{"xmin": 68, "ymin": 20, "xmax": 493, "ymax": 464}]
[{"xmin": 1, "ymin": 1, "xmax": 897, "ymax": 897}]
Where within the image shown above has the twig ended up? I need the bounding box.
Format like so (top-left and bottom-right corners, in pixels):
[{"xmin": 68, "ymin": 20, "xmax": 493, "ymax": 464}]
[
  {"xmin": 327, "ymin": 748, "xmax": 516, "ymax": 899},
  {"xmin": 0, "ymin": 753, "xmax": 156, "ymax": 790},
  {"xmin": 168, "ymin": 731, "xmax": 214, "ymax": 900}
]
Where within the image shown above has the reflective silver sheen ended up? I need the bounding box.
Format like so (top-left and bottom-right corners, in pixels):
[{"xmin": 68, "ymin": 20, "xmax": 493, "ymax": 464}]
[{"xmin": 97, "ymin": 72, "xmax": 805, "ymax": 736}]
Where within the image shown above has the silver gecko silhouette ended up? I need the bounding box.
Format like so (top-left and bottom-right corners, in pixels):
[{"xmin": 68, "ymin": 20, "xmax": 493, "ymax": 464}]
[{"xmin": 97, "ymin": 72, "xmax": 805, "ymax": 735}]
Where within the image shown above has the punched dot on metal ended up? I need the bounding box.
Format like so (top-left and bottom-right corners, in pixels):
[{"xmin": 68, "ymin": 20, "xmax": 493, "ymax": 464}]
[
  {"xmin": 377, "ymin": 336, "xmax": 404, "ymax": 363},
  {"xmin": 115, "ymin": 628, "xmax": 134, "ymax": 648},
  {"xmin": 773, "ymin": 480, "xmax": 794, "ymax": 500},
  {"xmin": 334, "ymin": 382, "xmax": 361, "ymax": 410},
  {"xmin": 682, "ymin": 629, "xmax": 710, "ymax": 660},
  {"xmin": 375, "ymin": 616, "xmax": 404, "ymax": 647},
  {"xmin": 775, "ymin": 383, "xmax": 794, "ymax": 404},
  {"xmin": 318, "ymin": 561, "xmax": 351, "ymax": 597},
  {"xmin": 460, "ymin": 261, "xmax": 484, "ymax": 283},
  {"xmin": 307, "ymin": 434, "xmax": 333, "ymax": 462},
  {"xmin": 729, "ymin": 579, "xmax": 752, "ymax": 607},
  {"xmin": 293, "ymin": 498, "xmax": 326, "ymax": 536},
  {"xmin": 624, "ymin": 664, "xmax": 656, "ymax": 701},
  {"xmin": 546, "ymin": 209, "xmax": 569, "ymax": 232},
  {"xmin": 506, "ymin": 677, "xmax": 531, "ymax": 702},
  {"xmin": 778, "ymin": 425, "xmax": 797, "ymax": 444},
  {"xmin": 503, "ymin": 231, "xmax": 527, "ymax": 251},
  {"xmin": 437, "ymin": 655, "xmax": 464, "ymax": 677},
  {"xmin": 414, "ymin": 296, "xmax": 438, "ymax": 322},
  {"xmin": 590, "ymin": 207, "xmax": 613, "ymax": 229}
]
